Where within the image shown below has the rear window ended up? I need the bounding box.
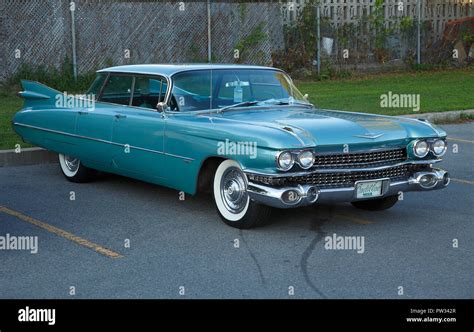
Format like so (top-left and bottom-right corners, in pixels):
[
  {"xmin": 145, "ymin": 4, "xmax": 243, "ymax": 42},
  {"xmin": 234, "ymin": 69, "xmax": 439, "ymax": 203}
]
[{"xmin": 86, "ymin": 73, "xmax": 107, "ymax": 98}]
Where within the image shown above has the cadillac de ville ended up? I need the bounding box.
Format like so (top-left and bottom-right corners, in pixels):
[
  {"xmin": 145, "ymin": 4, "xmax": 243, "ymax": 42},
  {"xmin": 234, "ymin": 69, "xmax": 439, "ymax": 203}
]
[{"xmin": 13, "ymin": 64, "xmax": 450, "ymax": 228}]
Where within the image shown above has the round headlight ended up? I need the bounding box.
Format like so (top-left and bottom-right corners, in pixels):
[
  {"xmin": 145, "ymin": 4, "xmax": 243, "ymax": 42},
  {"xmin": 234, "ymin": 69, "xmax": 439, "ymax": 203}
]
[
  {"xmin": 277, "ymin": 151, "xmax": 294, "ymax": 171},
  {"xmin": 297, "ymin": 150, "xmax": 314, "ymax": 169},
  {"xmin": 413, "ymin": 140, "xmax": 429, "ymax": 158},
  {"xmin": 431, "ymin": 139, "xmax": 447, "ymax": 156}
]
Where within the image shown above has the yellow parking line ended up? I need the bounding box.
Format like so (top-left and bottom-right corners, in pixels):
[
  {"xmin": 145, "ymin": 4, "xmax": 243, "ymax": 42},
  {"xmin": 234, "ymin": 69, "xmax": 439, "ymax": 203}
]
[
  {"xmin": 451, "ymin": 178, "xmax": 474, "ymax": 186},
  {"xmin": 449, "ymin": 138, "xmax": 474, "ymax": 144},
  {"xmin": 335, "ymin": 213, "xmax": 374, "ymax": 225},
  {"xmin": 0, "ymin": 206, "xmax": 123, "ymax": 259}
]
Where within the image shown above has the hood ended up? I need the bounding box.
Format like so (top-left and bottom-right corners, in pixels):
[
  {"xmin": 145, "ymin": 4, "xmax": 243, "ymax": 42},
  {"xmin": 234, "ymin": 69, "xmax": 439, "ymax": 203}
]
[{"xmin": 207, "ymin": 107, "xmax": 446, "ymax": 148}]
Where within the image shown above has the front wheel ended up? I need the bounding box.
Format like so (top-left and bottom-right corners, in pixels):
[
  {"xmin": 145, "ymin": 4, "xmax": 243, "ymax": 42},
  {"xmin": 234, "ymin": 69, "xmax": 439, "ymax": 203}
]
[
  {"xmin": 213, "ymin": 160, "xmax": 272, "ymax": 229},
  {"xmin": 351, "ymin": 195, "xmax": 399, "ymax": 211},
  {"xmin": 58, "ymin": 153, "xmax": 97, "ymax": 183}
]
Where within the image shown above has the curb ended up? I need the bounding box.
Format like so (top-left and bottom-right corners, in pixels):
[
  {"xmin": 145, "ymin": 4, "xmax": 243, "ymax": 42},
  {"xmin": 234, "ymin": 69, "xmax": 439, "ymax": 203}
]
[
  {"xmin": 402, "ymin": 109, "xmax": 474, "ymax": 124},
  {"xmin": 0, "ymin": 147, "xmax": 57, "ymax": 168},
  {"xmin": 1, "ymin": 110, "xmax": 472, "ymax": 168}
]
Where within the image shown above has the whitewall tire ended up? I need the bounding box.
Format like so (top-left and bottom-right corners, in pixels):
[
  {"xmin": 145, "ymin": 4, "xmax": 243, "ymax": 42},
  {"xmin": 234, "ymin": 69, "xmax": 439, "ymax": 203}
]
[
  {"xmin": 213, "ymin": 160, "xmax": 272, "ymax": 229},
  {"xmin": 58, "ymin": 153, "xmax": 97, "ymax": 183}
]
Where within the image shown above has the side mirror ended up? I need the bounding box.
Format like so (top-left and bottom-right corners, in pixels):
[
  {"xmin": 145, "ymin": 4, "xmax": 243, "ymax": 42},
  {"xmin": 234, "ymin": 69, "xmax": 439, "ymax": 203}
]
[
  {"xmin": 156, "ymin": 102, "xmax": 168, "ymax": 113},
  {"xmin": 303, "ymin": 94, "xmax": 309, "ymax": 101}
]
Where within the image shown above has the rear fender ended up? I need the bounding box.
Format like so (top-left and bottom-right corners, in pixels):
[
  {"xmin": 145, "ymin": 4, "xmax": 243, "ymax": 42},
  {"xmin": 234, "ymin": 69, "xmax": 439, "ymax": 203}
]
[{"xmin": 18, "ymin": 80, "xmax": 64, "ymax": 109}]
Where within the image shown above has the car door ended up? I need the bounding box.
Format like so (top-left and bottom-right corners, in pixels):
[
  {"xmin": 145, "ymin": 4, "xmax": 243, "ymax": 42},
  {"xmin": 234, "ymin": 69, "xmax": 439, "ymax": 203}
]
[
  {"xmin": 74, "ymin": 73, "xmax": 120, "ymax": 167},
  {"xmin": 110, "ymin": 75, "xmax": 167, "ymax": 180}
]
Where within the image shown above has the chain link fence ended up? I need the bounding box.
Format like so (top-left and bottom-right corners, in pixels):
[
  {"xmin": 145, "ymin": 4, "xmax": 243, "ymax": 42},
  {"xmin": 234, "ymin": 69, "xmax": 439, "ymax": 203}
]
[
  {"xmin": 0, "ymin": 0, "xmax": 284, "ymax": 81},
  {"xmin": 0, "ymin": 0, "xmax": 473, "ymax": 82},
  {"xmin": 278, "ymin": 0, "xmax": 474, "ymax": 76},
  {"xmin": 210, "ymin": 1, "xmax": 284, "ymax": 65}
]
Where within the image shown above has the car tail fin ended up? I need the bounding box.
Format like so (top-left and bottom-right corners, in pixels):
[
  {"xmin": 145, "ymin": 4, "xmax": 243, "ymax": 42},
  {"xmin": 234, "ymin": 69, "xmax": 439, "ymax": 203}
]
[{"xmin": 18, "ymin": 80, "xmax": 61, "ymax": 109}]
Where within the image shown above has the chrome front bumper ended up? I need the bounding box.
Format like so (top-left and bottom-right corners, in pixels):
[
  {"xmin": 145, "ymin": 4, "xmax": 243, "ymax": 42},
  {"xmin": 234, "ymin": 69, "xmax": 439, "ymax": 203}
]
[{"xmin": 246, "ymin": 168, "xmax": 450, "ymax": 209}]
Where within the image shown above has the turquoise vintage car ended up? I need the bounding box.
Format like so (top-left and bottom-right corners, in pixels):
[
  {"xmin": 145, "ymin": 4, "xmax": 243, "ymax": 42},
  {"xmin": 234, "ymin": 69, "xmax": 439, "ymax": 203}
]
[{"xmin": 13, "ymin": 64, "xmax": 449, "ymax": 228}]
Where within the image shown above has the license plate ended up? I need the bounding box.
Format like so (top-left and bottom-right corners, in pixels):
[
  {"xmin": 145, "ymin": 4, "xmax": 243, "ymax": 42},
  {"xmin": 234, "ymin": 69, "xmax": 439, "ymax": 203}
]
[{"xmin": 356, "ymin": 180, "xmax": 383, "ymax": 199}]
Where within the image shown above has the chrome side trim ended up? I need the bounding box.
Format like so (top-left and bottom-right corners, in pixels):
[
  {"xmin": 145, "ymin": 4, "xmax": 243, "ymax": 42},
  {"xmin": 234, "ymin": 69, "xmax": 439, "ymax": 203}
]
[
  {"xmin": 164, "ymin": 152, "xmax": 194, "ymax": 161},
  {"xmin": 13, "ymin": 122, "xmax": 195, "ymax": 161},
  {"xmin": 244, "ymin": 159, "xmax": 441, "ymax": 177}
]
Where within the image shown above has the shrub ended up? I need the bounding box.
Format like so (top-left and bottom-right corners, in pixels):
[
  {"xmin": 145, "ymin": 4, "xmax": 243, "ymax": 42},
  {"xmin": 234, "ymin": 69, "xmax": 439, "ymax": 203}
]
[{"xmin": 1, "ymin": 58, "xmax": 97, "ymax": 95}]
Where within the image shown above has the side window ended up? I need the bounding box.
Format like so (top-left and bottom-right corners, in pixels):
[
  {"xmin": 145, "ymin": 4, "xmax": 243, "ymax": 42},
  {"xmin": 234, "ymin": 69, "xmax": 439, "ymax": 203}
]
[
  {"xmin": 99, "ymin": 75, "xmax": 133, "ymax": 106},
  {"xmin": 86, "ymin": 73, "xmax": 107, "ymax": 99},
  {"xmin": 132, "ymin": 76, "xmax": 166, "ymax": 109}
]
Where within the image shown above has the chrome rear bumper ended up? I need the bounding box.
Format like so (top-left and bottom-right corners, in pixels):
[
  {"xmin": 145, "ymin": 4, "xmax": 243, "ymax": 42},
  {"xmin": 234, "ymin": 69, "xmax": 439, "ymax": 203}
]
[{"xmin": 246, "ymin": 168, "xmax": 449, "ymax": 209}]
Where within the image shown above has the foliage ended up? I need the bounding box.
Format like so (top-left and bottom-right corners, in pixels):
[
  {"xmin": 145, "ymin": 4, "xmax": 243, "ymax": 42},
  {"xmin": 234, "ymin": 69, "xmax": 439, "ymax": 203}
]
[
  {"xmin": 234, "ymin": 22, "xmax": 267, "ymax": 64},
  {"xmin": 462, "ymin": 32, "xmax": 474, "ymax": 45},
  {"xmin": 460, "ymin": 20, "xmax": 474, "ymax": 57},
  {"xmin": 1, "ymin": 58, "xmax": 97, "ymax": 95},
  {"xmin": 370, "ymin": 0, "xmax": 391, "ymax": 63},
  {"xmin": 400, "ymin": 16, "xmax": 415, "ymax": 36},
  {"xmin": 335, "ymin": 23, "xmax": 356, "ymax": 49},
  {"xmin": 272, "ymin": 1, "xmax": 319, "ymax": 74}
]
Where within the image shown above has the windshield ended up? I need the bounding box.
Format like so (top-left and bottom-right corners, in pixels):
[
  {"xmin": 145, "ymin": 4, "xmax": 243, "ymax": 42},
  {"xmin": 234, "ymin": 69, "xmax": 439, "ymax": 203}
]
[{"xmin": 169, "ymin": 69, "xmax": 307, "ymax": 112}]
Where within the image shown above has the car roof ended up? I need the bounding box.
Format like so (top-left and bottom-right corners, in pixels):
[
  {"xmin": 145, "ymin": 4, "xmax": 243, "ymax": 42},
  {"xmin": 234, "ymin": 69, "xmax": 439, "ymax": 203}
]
[{"xmin": 97, "ymin": 64, "xmax": 280, "ymax": 77}]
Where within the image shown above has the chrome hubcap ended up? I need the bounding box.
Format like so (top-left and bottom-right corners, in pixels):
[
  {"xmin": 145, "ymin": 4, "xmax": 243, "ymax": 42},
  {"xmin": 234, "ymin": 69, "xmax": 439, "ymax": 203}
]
[
  {"xmin": 220, "ymin": 167, "xmax": 248, "ymax": 214},
  {"xmin": 64, "ymin": 155, "xmax": 79, "ymax": 172}
]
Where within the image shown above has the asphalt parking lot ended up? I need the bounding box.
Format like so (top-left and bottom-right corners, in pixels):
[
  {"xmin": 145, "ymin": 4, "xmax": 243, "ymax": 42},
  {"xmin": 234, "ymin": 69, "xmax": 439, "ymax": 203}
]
[{"xmin": 0, "ymin": 123, "xmax": 473, "ymax": 299}]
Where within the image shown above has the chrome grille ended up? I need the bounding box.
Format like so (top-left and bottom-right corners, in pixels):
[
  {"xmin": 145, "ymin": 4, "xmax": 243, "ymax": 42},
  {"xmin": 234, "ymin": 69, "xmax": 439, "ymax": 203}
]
[
  {"xmin": 313, "ymin": 148, "xmax": 407, "ymax": 168},
  {"xmin": 291, "ymin": 165, "xmax": 411, "ymax": 187},
  {"xmin": 248, "ymin": 164, "xmax": 428, "ymax": 188}
]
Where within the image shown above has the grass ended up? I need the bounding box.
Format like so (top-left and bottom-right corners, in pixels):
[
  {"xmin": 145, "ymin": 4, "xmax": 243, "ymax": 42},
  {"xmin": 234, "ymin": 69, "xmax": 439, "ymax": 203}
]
[
  {"xmin": 0, "ymin": 93, "xmax": 27, "ymax": 150},
  {"xmin": 297, "ymin": 67, "xmax": 474, "ymax": 116},
  {"xmin": 1, "ymin": 67, "xmax": 473, "ymax": 150}
]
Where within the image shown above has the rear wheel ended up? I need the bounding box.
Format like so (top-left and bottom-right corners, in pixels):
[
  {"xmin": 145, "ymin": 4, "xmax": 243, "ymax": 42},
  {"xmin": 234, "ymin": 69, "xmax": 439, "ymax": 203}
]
[
  {"xmin": 58, "ymin": 153, "xmax": 97, "ymax": 183},
  {"xmin": 351, "ymin": 195, "xmax": 399, "ymax": 211},
  {"xmin": 213, "ymin": 160, "xmax": 272, "ymax": 229}
]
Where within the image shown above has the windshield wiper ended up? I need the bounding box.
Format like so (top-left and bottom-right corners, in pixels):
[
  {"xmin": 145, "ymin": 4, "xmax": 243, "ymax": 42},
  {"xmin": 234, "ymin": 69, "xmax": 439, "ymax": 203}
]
[
  {"xmin": 261, "ymin": 99, "xmax": 314, "ymax": 108},
  {"xmin": 217, "ymin": 100, "xmax": 260, "ymax": 113},
  {"xmin": 216, "ymin": 99, "xmax": 313, "ymax": 114}
]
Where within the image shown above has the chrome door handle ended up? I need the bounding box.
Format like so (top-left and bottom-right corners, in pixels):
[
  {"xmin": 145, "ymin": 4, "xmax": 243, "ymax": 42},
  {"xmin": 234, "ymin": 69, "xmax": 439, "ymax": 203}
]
[
  {"xmin": 115, "ymin": 114, "xmax": 127, "ymax": 119},
  {"xmin": 78, "ymin": 110, "xmax": 89, "ymax": 115}
]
